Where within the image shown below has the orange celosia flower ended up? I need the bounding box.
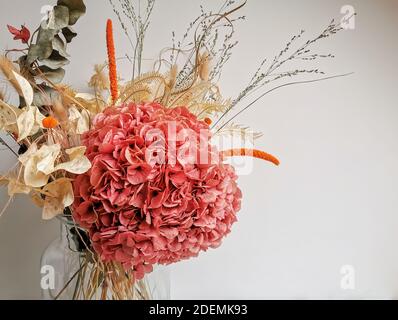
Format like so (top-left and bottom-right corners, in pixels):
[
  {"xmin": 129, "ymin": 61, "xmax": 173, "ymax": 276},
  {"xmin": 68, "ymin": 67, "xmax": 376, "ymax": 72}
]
[
  {"xmin": 42, "ymin": 116, "xmax": 59, "ymax": 129},
  {"xmin": 106, "ymin": 19, "xmax": 118, "ymax": 104},
  {"xmin": 221, "ymin": 148, "xmax": 280, "ymax": 166}
]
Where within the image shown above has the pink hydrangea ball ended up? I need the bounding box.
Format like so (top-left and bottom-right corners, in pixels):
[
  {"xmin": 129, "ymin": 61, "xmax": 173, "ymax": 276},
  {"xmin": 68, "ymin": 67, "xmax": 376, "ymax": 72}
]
[{"xmin": 72, "ymin": 103, "xmax": 242, "ymax": 279}]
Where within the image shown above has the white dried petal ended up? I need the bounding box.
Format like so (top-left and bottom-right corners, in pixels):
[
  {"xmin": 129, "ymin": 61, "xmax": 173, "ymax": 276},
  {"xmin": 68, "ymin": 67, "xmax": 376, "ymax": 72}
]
[
  {"xmin": 12, "ymin": 71, "xmax": 33, "ymax": 107},
  {"xmin": 55, "ymin": 146, "xmax": 91, "ymax": 174},
  {"xmin": 42, "ymin": 178, "xmax": 74, "ymax": 220}
]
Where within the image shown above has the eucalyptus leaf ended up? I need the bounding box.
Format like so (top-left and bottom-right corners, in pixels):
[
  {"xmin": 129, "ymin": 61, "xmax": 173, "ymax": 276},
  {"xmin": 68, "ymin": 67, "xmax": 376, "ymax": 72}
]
[
  {"xmin": 58, "ymin": 0, "xmax": 86, "ymax": 25},
  {"xmin": 27, "ymin": 26, "xmax": 57, "ymax": 64},
  {"xmin": 37, "ymin": 25, "xmax": 58, "ymax": 43},
  {"xmin": 27, "ymin": 43, "xmax": 53, "ymax": 64},
  {"xmin": 53, "ymin": 5, "xmax": 70, "ymax": 30},
  {"xmin": 36, "ymin": 66, "xmax": 65, "ymax": 84},
  {"xmin": 40, "ymin": 57, "xmax": 69, "ymax": 69},
  {"xmin": 33, "ymin": 86, "xmax": 60, "ymax": 107},
  {"xmin": 40, "ymin": 51, "xmax": 70, "ymax": 69},
  {"xmin": 52, "ymin": 35, "xmax": 70, "ymax": 58},
  {"xmin": 62, "ymin": 26, "xmax": 77, "ymax": 43}
]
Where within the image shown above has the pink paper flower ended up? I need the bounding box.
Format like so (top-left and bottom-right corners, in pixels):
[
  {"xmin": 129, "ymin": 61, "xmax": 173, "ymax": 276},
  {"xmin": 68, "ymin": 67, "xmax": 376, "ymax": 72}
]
[{"xmin": 73, "ymin": 103, "xmax": 242, "ymax": 279}]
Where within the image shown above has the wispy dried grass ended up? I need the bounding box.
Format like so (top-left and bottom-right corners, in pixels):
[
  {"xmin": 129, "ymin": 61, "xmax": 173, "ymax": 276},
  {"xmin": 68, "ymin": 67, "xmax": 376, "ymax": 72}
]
[{"xmin": 109, "ymin": 0, "xmax": 156, "ymax": 79}]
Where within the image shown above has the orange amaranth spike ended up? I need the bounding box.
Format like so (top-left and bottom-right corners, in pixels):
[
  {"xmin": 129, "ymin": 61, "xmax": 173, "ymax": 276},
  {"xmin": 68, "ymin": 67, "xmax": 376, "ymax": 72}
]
[
  {"xmin": 221, "ymin": 148, "xmax": 280, "ymax": 166},
  {"xmin": 106, "ymin": 19, "xmax": 118, "ymax": 104}
]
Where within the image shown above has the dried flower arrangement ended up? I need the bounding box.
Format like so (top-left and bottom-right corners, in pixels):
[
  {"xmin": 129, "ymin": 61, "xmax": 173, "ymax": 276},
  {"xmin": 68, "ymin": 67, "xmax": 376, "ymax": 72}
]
[{"xmin": 0, "ymin": 0, "xmax": 351, "ymax": 299}]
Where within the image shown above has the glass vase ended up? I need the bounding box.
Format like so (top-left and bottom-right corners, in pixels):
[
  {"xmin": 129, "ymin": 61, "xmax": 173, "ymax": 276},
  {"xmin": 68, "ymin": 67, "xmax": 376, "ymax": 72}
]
[{"xmin": 40, "ymin": 217, "xmax": 170, "ymax": 300}]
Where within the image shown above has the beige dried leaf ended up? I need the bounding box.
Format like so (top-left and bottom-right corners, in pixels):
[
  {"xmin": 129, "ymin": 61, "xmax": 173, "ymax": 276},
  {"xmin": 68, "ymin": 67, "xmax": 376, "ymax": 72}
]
[
  {"xmin": 55, "ymin": 146, "xmax": 91, "ymax": 174},
  {"xmin": 31, "ymin": 192, "xmax": 44, "ymax": 208},
  {"xmin": 68, "ymin": 106, "xmax": 90, "ymax": 134},
  {"xmin": 19, "ymin": 143, "xmax": 38, "ymax": 165},
  {"xmin": 23, "ymin": 144, "xmax": 61, "ymax": 187},
  {"xmin": 12, "ymin": 71, "xmax": 33, "ymax": 106},
  {"xmin": 23, "ymin": 158, "xmax": 49, "ymax": 188},
  {"xmin": 42, "ymin": 178, "xmax": 74, "ymax": 220},
  {"xmin": 16, "ymin": 106, "xmax": 35, "ymax": 141},
  {"xmin": 68, "ymin": 105, "xmax": 81, "ymax": 121},
  {"xmin": 0, "ymin": 99, "xmax": 20, "ymax": 131},
  {"xmin": 34, "ymin": 106, "xmax": 46, "ymax": 129},
  {"xmin": 36, "ymin": 144, "xmax": 61, "ymax": 175},
  {"xmin": 18, "ymin": 106, "xmax": 46, "ymax": 139},
  {"xmin": 0, "ymin": 173, "xmax": 31, "ymax": 196},
  {"xmin": 7, "ymin": 178, "xmax": 30, "ymax": 196},
  {"xmin": 76, "ymin": 109, "xmax": 90, "ymax": 134}
]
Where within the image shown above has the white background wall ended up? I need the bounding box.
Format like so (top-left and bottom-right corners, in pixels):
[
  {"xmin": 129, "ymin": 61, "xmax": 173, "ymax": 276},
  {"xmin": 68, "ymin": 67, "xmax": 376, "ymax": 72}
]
[{"xmin": 0, "ymin": 0, "xmax": 398, "ymax": 299}]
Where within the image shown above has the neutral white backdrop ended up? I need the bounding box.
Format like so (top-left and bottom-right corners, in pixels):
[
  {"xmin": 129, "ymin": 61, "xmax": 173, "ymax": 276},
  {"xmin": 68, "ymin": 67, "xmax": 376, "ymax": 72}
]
[{"xmin": 0, "ymin": 0, "xmax": 398, "ymax": 299}]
